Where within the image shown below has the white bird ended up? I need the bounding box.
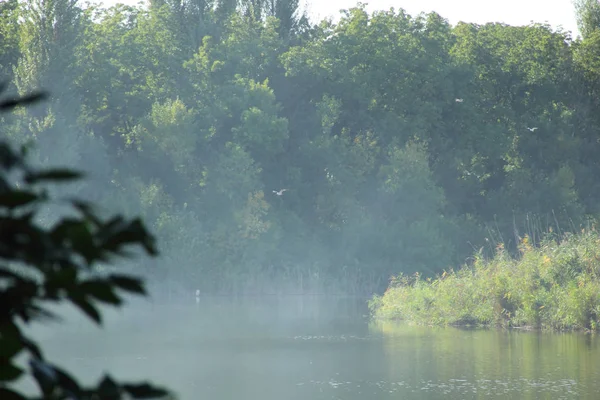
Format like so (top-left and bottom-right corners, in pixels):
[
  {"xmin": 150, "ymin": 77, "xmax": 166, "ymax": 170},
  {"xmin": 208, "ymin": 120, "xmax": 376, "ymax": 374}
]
[
  {"xmin": 273, "ymin": 189, "xmax": 288, "ymax": 196},
  {"xmin": 526, "ymin": 127, "xmax": 538, "ymax": 132},
  {"xmin": 455, "ymin": 98, "xmax": 464, "ymax": 103}
]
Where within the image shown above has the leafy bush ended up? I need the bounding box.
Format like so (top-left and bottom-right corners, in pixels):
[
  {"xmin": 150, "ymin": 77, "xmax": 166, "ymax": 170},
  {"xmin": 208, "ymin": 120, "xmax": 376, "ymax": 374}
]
[{"xmin": 0, "ymin": 84, "xmax": 173, "ymax": 399}]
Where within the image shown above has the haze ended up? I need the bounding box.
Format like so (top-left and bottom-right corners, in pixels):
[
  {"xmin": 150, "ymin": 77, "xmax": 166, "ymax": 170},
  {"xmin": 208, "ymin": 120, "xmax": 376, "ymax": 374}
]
[{"xmin": 4, "ymin": 0, "xmax": 600, "ymax": 398}]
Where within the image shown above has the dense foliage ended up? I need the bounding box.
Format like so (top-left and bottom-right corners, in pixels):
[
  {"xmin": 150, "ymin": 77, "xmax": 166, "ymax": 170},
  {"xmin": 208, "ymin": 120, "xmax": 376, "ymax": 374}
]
[
  {"xmin": 0, "ymin": 86, "xmax": 172, "ymax": 399},
  {"xmin": 1, "ymin": 0, "xmax": 600, "ymax": 295}
]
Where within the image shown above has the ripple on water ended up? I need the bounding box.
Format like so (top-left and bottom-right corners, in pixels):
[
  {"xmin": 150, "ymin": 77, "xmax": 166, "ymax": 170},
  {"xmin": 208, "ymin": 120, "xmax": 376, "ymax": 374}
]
[
  {"xmin": 288, "ymin": 335, "xmax": 370, "ymax": 341},
  {"xmin": 295, "ymin": 377, "xmax": 579, "ymax": 398}
]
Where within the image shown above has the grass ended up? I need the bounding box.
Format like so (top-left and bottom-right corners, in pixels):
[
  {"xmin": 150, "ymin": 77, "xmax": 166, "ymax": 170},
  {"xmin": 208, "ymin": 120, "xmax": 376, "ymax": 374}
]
[{"xmin": 369, "ymin": 228, "xmax": 600, "ymax": 332}]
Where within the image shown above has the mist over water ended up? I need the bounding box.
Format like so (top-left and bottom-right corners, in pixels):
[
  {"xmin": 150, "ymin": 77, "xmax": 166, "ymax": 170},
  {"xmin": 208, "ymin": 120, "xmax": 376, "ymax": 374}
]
[{"xmin": 14, "ymin": 287, "xmax": 600, "ymax": 400}]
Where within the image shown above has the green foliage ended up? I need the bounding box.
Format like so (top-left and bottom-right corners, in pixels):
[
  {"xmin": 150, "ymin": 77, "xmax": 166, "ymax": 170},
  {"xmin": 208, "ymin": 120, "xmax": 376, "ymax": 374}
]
[
  {"xmin": 0, "ymin": 87, "xmax": 172, "ymax": 399},
  {"xmin": 371, "ymin": 230, "xmax": 600, "ymax": 332},
  {"xmin": 574, "ymin": 0, "xmax": 600, "ymax": 39},
  {"xmin": 0, "ymin": 1, "xmax": 599, "ymax": 295}
]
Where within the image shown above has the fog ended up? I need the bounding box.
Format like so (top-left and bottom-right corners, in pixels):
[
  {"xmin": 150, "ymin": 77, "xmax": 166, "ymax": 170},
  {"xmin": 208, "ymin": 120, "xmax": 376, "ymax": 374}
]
[
  {"xmin": 14, "ymin": 285, "xmax": 371, "ymax": 400},
  {"xmin": 6, "ymin": 0, "xmax": 600, "ymax": 398},
  {"xmin": 15, "ymin": 288, "xmax": 600, "ymax": 400}
]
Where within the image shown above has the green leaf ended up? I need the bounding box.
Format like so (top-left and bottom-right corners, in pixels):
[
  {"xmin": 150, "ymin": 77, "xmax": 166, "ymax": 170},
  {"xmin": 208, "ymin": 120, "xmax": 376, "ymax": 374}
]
[
  {"xmin": 0, "ymin": 362, "xmax": 24, "ymax": 382},
  {"xmin": 108, "ymin": 274, "xmax": 146, "ymax": 296},
  {"xmin": 25, "ymin": 169, "xmax": 83, "ymax": 184},
  {"xmin": 122, "ymin": 383, "xmax": 170, "ymax": 399},
  {"xmin": 0, "ymin": 190, "xmax": 38, "ymax": 209},
  {"xmin": 0, "ymin": 387, "xmax": 27, "ymax": 400}
]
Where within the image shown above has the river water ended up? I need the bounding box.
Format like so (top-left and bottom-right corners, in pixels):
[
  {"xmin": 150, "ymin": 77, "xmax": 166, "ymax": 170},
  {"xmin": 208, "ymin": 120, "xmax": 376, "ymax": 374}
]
[{"xmin": 19, "ymin": 295, "xmax": 600, "ymax": 399}]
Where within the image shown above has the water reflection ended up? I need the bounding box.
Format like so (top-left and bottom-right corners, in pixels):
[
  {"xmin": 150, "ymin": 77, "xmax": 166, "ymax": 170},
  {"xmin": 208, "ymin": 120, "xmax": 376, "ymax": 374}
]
[{"xmin": 375, "ymin": 322, "xmax": 599, "ymax": 399}]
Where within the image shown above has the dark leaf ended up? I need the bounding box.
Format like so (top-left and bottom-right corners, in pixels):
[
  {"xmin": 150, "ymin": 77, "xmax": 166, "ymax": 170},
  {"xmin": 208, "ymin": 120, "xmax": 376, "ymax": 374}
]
[
  {"xmin": 21, "ymin": 335, "xmax": 43, "ymax": 360},
  {"xmin": 69, "ymin": 293, "xmax": 102, "ymax": 324},
  {"xmin": 0, "ymin": 387, "xmax": 27, "ymax": 400},
  {"xmin": 27, "ymin": 303, "xmax": 58, "ymax": 322},
  {"xmin": 53, "ymin": 365, "xmax": 82, "ymax": 397},
  {"xmin": 0, "ymin": 330, "xmax": 24, "ymax": 359},
  {"xmin": 0, "ymin": 143, "xmax": 22, "ymax": 170},
  {"xmin": 122, "ymin": 383, "xmax": 170, "ymax": 399},
  {"xmin": 70, "ymin": 199, "xmax": 102, "ymax": 226},
  {"xmin": 45, "ymin": 267, "xmax": 78, "ymax": 292},
  {"xmin": 0, "ymin": 362, "xmax": 24, "ymax": 382},
  {"xmin": 0, "ymin": 323, "xmax": 40, "ymax": 361},
  {"xmin": 25, "ymin": 168, "xmax": 83, "ymax": 184},
  {"xmin": 67, "ymin": 223, "xmax": 98, "ymax": 265},
  {"xmin": 50, "ymin": 218, "xmax": 88, "ymax": 243},
  {"xmin": 19, "ymin": 141, "xmax": 35, "ymax": 158},
  {"xmin": 81, "ymin": 280, "xmax": 123, "ymax": 305},
  {"xmin": 0, "ymin": 92, "xmax": 48, "ymax": 111},
  {"xmin": 108, "ymin": 275, "xmax": 146, "ymax": 296},
  {"xmin": 30, "ymin": 358, "xmax": 57, "ymax": 396},
  {"xmin": 96, "ymin": 217, "xmax": 127, "ymax": 243},
  {"xmin": 0, "ymin": 268, "xmax": 32, "ymax": 283},
  {"xmin": 0, "ymin": 176, "xmax": 10, "ymax": 192},
  {"xmin": 98, "ymin": 375, "xmax": 121, "ymax": 397},
  {"xmin": 0, "ymin": 190, "xmax": 38, "ymax": 209},
  {"xmin": 102, "ymin": 219, "xmax": 157, "ymax": 256}
]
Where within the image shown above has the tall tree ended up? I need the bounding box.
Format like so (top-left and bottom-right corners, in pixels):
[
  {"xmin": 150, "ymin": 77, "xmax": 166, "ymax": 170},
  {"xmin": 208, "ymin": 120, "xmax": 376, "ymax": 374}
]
[
  {"xmin": 263, "ymin": 0, "xmax": 309, "ymax": 40},
  {"xmin": 14, "ymin": 0, "xmax": 84, "ymax": 114},
  {"xmin": 0, "ymin": 0, "xmax": 20, "ymax": 84},
  {"xmin": 574, "ymin": 0, "xmax": 600, "ymax": 38}
]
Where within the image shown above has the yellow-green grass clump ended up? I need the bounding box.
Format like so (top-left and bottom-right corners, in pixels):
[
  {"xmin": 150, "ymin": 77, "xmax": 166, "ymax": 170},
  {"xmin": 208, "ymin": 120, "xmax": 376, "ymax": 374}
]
[{"xmin": 370, "ymin": 230, "xmax": 600, "ymax": 332}]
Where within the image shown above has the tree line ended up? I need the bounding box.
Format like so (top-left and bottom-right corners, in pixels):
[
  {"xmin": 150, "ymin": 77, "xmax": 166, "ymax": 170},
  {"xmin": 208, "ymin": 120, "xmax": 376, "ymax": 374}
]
[{"xmin": 1, "ymin": 0, "xmax": 600, "ymax": 295}]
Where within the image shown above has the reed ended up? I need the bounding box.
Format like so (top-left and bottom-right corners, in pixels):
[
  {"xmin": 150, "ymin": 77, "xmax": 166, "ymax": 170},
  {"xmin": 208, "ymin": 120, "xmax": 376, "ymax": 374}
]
[{"xmin": 370, "ymin": 226, "xmax": 600, "ymax": 332}]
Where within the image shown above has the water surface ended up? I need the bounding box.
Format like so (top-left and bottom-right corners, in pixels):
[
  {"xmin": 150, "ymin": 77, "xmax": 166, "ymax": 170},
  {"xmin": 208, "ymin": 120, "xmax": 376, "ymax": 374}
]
[{"xmin": 19, "ymin": 295, "xmax": 600, "ymax": 399}]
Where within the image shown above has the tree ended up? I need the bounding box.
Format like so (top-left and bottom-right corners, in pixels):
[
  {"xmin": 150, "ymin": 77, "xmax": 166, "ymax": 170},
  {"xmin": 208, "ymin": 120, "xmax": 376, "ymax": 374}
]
[
  {"xmin": 0, "ymin": 83, "xmax": 172, "ymax": 399},
  {"xmin": 0, "ymin": 0, "xmax": 20, "ymax": 83},
  {"xmin": 14, "ymin": 0, "xmax": 84, "ymax": 113}
]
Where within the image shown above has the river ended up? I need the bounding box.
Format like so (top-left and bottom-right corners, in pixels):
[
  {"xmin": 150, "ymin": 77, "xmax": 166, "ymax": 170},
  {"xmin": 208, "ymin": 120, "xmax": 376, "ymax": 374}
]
[{"xmin": 18, "ymin": 295, "xmax": 600, "ymax": 399}]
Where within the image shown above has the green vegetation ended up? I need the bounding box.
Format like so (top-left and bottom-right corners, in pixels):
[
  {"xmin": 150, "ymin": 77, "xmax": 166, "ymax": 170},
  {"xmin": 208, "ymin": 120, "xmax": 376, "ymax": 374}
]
[
  {"xmin": 370, "ymin": 230, "xmax": 600, "ymax": 332},
  {"xmin": 1, "ymin": 0, "xmax": 600, "ymax": 296},
  {"xmin": 0, "ymin": 87, "xmax": 172, "ymax": 399}
]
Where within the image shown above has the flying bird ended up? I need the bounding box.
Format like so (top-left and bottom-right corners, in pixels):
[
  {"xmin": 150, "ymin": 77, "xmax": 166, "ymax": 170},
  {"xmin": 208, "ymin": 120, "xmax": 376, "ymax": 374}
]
[
  {"xmin": 273, "ymin": 189, "xmax": 288, "ymax": 196},
  {"xmin": 526, "ymin": 127, "xmax": 538, "ymax": 132},
  {"xmin": 455, "ymin": 98, "xmax": 464, "ymax": 103}
]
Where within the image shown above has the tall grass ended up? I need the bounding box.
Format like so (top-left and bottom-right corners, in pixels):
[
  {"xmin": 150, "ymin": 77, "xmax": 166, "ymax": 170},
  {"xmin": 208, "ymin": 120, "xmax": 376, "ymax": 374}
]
[{"xmin": 370, "ymin": 228, "xmax": 600, "ymax": 332}]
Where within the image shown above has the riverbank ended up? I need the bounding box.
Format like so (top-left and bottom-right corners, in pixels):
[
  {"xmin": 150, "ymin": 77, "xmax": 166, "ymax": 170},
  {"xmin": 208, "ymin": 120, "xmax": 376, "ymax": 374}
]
[{"xmin": 369, "ymin": 230, "xmax": 600, "ymax": 332}]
